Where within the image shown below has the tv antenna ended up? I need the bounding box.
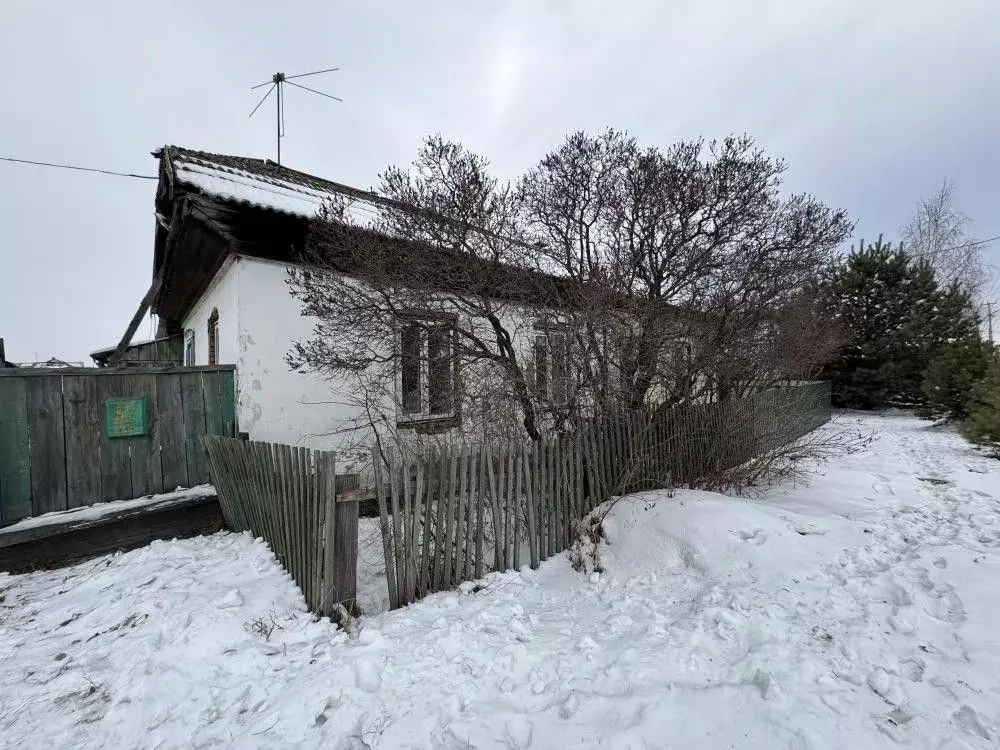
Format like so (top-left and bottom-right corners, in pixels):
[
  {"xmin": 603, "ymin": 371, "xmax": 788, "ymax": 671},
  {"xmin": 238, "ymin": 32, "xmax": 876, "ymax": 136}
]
[{"xmin": 249, "ymin": 67, "xmax": 342, "ymax": 165}]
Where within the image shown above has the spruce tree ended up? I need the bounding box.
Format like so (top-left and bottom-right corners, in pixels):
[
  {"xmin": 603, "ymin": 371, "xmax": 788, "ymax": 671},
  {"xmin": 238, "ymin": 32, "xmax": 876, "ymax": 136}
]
[
  {"xmin": 963, "ymin": 354, "xmax": 1000, "ymax": 455},
  {"xmin": 823, "ymin": 238, "xmax": 981, "ymax": 409}
]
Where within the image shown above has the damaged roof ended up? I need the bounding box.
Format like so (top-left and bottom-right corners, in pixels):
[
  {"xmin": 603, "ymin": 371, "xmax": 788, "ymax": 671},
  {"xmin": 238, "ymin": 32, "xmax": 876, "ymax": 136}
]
[{"xmin": 156, "ymin": 146, "xmax": 386, "ymax": 220}]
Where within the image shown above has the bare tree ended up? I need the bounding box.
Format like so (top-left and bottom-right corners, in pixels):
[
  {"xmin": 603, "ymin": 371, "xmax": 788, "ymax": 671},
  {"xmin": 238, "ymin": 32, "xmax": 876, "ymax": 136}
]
[
  {"xmin": 287, "ymin": 136, "xmax": 553, "ymax": 445},
  {"xmin": 288, "ymin": 131, "xmax": 851, "ymax": 454},
  {"xmin": 901, "ymin": 177, "xmax": 987, "ymax": 293},
  {"xmin": 518, "ymin": 131, "xmax": 852, "ymax": 409}
]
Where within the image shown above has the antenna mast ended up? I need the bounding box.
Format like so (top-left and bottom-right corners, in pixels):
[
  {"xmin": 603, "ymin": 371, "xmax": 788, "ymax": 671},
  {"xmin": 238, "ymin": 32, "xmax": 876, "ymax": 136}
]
[{"xmin": 249, "ymin": 67, "xmax": 342, "ymax": 165}]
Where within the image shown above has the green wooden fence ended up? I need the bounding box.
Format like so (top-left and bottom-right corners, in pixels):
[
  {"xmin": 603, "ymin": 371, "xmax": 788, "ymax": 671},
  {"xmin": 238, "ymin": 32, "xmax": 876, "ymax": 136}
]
[{"xmin": 0, "ymin": 365, "xmax": 236, "ymax": 526}]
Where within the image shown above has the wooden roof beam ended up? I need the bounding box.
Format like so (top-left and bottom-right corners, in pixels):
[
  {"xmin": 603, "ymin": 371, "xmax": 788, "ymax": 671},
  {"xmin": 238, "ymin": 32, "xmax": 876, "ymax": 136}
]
[{"xmin": 107, "ymin": 273, "xmax": 164, "ymax": 367}]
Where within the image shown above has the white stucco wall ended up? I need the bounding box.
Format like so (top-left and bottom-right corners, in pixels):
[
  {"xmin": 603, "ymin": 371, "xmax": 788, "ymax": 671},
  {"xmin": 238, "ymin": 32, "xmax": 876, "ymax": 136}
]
[
  {"xmin": 181, "ymin": 254, "xmax": 241, "ymax": 368},
  {"xmin": 180, "ymin": 253, "xmax": 586, "ymax": 456},
  {"xmin": 232, "ymin": 256, "xmax": 362, "ymax": 450}
]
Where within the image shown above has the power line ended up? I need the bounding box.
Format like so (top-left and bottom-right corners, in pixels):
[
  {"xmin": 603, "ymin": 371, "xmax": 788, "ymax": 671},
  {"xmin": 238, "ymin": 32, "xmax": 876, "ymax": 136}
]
[
  {"xmin": 1, "ymin": 156, "xmax": 156, "ymax": 180},
  {"xmin": 942, "ymin": 234, "xmax": 1000, "ymax": 252}
]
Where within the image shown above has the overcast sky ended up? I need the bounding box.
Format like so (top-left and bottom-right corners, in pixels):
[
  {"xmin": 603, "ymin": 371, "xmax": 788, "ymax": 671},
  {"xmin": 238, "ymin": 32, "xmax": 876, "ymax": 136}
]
[{"xmin": 2, "ymin": 1, "xmax": 998, "ymax": 363}]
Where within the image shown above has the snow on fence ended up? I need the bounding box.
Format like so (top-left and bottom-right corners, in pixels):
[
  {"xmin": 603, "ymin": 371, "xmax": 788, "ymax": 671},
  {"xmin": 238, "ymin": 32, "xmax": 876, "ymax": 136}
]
[
  {"xmin": 374, "ymin": 381, "xmax": 832, "ymax": 609},
  {"xmin": 203, "ymin": 436, "xmax": 359, "ymax": 618}
]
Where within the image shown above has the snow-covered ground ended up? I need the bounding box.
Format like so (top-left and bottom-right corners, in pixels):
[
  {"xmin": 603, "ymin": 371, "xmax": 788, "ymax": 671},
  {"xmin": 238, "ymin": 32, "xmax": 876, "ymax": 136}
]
[{"xmin": 1, "ymin": 413, "xmax": 998, "ymax": 749}]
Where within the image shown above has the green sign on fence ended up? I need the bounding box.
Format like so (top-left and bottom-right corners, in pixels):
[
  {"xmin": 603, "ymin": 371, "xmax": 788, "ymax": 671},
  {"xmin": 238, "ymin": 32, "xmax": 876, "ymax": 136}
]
[{"xmin": 105, "ymin": 398, "xmax": 147, "ymax": 438}]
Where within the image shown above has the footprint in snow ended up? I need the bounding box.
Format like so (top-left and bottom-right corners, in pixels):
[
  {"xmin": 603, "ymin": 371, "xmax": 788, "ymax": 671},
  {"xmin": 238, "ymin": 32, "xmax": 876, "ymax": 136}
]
[
  {"xmin": 953, "ymin": 705, "xmax": 992, "ymax": 740},
  {"xmin": 790, "ymin": 521, "xmax": 827, "ymax": 536},
  {"xmin": 923, "ymin": 587, "xmax": 966, "ymax": 624},
  {"xmin": 900, "ymin": 657, "xmax": 925, "ymax": 683},
  {"xmin": 216, "ymin": 589, "xmax": 243, "ymax": 609},
  {"xmin": 737, "ymin": 528, "xmax": 767, "ymax": 545}
]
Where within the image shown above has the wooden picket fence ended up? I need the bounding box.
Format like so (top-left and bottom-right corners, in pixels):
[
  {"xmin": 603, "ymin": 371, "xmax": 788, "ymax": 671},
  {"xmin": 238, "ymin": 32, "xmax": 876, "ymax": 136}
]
[
  {"xmin": 374, "ymin": 381, "xmax": 831, "ymax": 609},
  {"xmin": 203, "ymin": 436, "xmax": 359, "ymax": 617}
]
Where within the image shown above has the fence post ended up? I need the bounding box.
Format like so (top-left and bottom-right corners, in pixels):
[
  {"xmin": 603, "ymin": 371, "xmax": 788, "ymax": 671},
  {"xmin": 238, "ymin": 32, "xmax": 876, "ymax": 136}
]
[{"xmin": 332, "ymin": 472, "xmax": 358, "ymax": 616}]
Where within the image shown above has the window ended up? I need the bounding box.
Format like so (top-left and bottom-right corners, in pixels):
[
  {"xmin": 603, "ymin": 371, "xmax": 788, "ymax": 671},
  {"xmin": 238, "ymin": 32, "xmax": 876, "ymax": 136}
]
[
  {"xmin": 399, "ymin": 318, "xmax": 456, "ymax": 421},
  {"xmin": 534, "ymin": 329, "xmax": 570, "ymax": 405},
  {"xmin": 207, "ymin": 308, "xmax": 219, "ymax": 366},
  {"xmin": 183, "ymin": 329, "xmax": 195, "ymax": 366}
]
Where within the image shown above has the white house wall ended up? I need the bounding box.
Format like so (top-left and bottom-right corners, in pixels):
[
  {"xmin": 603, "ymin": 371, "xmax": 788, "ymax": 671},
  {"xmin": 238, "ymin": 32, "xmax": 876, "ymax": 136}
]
[
  {"xmin": 180, "ymin": 254, "xmax": 241, "ymax": 369},
  {"xmin": 181, "ymin": 253, "xmax": 591, "ymax": 457},
  {"xmin": 233, "ymin": 256, "xmax": 362, "ymax": 451}
]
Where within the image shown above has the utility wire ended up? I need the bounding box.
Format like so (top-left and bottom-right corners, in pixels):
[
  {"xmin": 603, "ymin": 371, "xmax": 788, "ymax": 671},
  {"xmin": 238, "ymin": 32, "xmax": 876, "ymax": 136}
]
[{"xmin": 1, "ymin": 156, "xmax": 156, "ymax": 180}]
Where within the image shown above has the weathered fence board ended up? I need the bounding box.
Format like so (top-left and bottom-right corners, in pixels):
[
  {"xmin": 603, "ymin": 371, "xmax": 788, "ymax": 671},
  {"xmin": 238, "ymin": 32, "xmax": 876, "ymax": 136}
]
[
  {"xmin": 25, "ymin": 376, "xmax": 67, "ymax": 515},
  {"xmin": 0, "ymin": 366, "xmax": 235, "ymax": 526},
  {"xmin": 204, "ymin": 436, "xmax": 360, "ymax": 618},
  {"xmin": 375, "ymin": 381, "xmax": 833, "ymax": 609},
  {"xmin": 0, "ymin": 377, "xmax": 30, "ymax": 525}
]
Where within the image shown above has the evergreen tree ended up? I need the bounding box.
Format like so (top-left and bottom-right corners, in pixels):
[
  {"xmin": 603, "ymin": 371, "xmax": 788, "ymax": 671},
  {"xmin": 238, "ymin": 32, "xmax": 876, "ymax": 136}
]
[
  {"xmin": 823, "ymin": 237, "xmax": 981, "ymax": 409},
  {"xmin": 963, "ymin": 353, "xmax": 1000, "ymax": 455},
  {"xmin": 920, "ymin": 339, "xmax": 993, "ymax": 420}
]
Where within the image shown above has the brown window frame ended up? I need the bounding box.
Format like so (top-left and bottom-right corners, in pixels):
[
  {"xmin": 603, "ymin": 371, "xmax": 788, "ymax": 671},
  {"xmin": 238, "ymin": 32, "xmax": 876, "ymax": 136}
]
[
  {"xmin": 533, "ymin": 327, "xmax": 571, "ymax": 406},
  {"xmin": 397, "ymin": 313, "xmax": 459, "ymax": 426},
  {"xmin": 207, "ymin": 308, "xmax": 219, "ymax": 366}
]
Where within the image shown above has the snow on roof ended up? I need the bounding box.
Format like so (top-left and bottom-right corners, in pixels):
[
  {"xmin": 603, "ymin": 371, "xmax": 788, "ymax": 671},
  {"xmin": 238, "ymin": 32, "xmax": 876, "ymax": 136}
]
[{"xmin": 163, "ymin": 147, "xmax": 380, "ymax": 221}]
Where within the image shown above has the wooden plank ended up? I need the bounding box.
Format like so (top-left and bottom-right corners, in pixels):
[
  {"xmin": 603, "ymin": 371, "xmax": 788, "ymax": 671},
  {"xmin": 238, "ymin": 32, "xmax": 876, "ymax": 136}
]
[
  {"xmin": 549, "ymin": 438, "xmax": 558, "ymax": 555},
  {"xmin": 126, "ymin": 373, "xmax": 162, "ymax": 498},
  {"xmin": 524, "ymin": 443, "xmax": 538, "ymax": 569},
  {"xmin": 0, "ymin": 490, "xmax": 219, "ymax": 550},
  {"xmin": 96, "ymin": 375, "xmax": 134, "ymax": 502},
  {"xmin": 454, "ymin": 447, "xmax": 469, "ymax": 584},
  {"xmin": 0, "ymin": 377, "xmax": 31, "ymax": 524},
  {"xmin": 204, "ymin": 438, "xmax": 242, "ymax": 530},
  {"xmin": 154, "ymin": 374, "xmax": 187, "ymax": 492},
  {"xmin": 0, "ymin": 365, "xmax": 237, "ymax": 378},
  {"xmin": 439, "ymin": 445, "xmax": 458, "ymax": 589},
  {"xmin": 219, "ymin": 370, "xmax": 237, "ymax": 436},
  {"xmin": 320, "ymin": 451, "xmax": 338, "ymax": 615},
  {"xmin": 372, "ymin": 449, "xmax": 399, "ymax": 610},
  {"xmin": 312, "ymin": 448, "xmax": 325, "ymax": 609},
  {"xmin": 409, "ymin": 457, "xmax": 423, "ymax": 601},
  {"xmin": 0, "ymin": 494, "xmax": 223, "ymax": 574},
  {"xmin": 399, "ymin": 456, "xmax": 411, "ymax": 602},
  {"xmin": 512, "ymin": 446, "xmax": 521, "ymax": 570},
  {"xmin": 430, "ymin": 445, "xmax": 454, "ymax": 591},
  {"xmin": 505, "ymin": 444, "xmax": 516, "ymax": 570},
  {"xmin": 272, "ymin": 443, "xmax": 293, "ymax": 572},
  {"xmin": 202, "ymin": 370, "xmax": 227, "ymax": 438},
  {"xmin": 557, "ymin": 436, "xmax": 567, "ymax": 551},
  {"xmin": 107, "ymin": 274, "xmax": 163, "ymax": 366},
  {"xmin": 575, "ymin": 428, "xmax": 585, "ymax": 518},
  {"xmin": 61, "ymin": 375, "xmax": 104, "ymax": 511},
  {"xmin": 388, "ymin": 453, "xmax": 407, "ymax": 606},
  {"xmin": 485, "ymin": 445, "xmax": 503, "ymax": 572},
  {"xmin": 538, "ymin": 439, "xmax": 549, "ymax": 560},
  {"xmin": 474, "ymin": 447, "xmax": 486, "ymax": 579},
  {"xmin": 293, "ymin": 446, "xmax": 310, "ymax": 598},
  {"xmin": 418, "ymin": 449, "xmax": 435, "ymax": 596},
  {"xmin": 179, "ymin": 372, "xmax": 209, "ymax": 485},
  {"xmin": 25, "ymin": 375, "xmax": 67, "ymax": 516},
  {"xmin": 334, "ymin": 491, "xmax": 359, "ymax": 616}
]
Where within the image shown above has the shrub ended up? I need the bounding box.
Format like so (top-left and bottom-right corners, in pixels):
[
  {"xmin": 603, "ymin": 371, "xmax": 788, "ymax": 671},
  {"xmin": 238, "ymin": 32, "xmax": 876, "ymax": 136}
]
[
  {"xmin": 963, "ymin": 354, "xmax": 1000, "ymax": 455},
  {"xmin": 920, "ymin": 340, "xmax": 994, "ymax": 420}
]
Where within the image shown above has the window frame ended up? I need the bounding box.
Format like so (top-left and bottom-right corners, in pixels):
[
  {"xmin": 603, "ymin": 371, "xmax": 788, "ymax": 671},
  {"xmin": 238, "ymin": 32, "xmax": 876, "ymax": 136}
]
[
  {"xmin": 532, "ymin": 324, "xmax": 572, "ymax": 407},
  {"xmin": 396, "ymin": 313, "xmax": 460, "ymax": 427},
  {"xmin": 183, "ymin": 328, "xmax": 196, "ymax": 366},
  {"xmin": 207, "ymin": 308, "xmax": 219, "ymax": 366}
]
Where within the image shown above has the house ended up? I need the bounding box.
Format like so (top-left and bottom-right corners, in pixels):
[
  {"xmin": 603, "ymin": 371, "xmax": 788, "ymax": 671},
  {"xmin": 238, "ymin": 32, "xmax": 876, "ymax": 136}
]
[{"xmin": 109, "ymin": 147, "xmax": 574, "ymax": 454}]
